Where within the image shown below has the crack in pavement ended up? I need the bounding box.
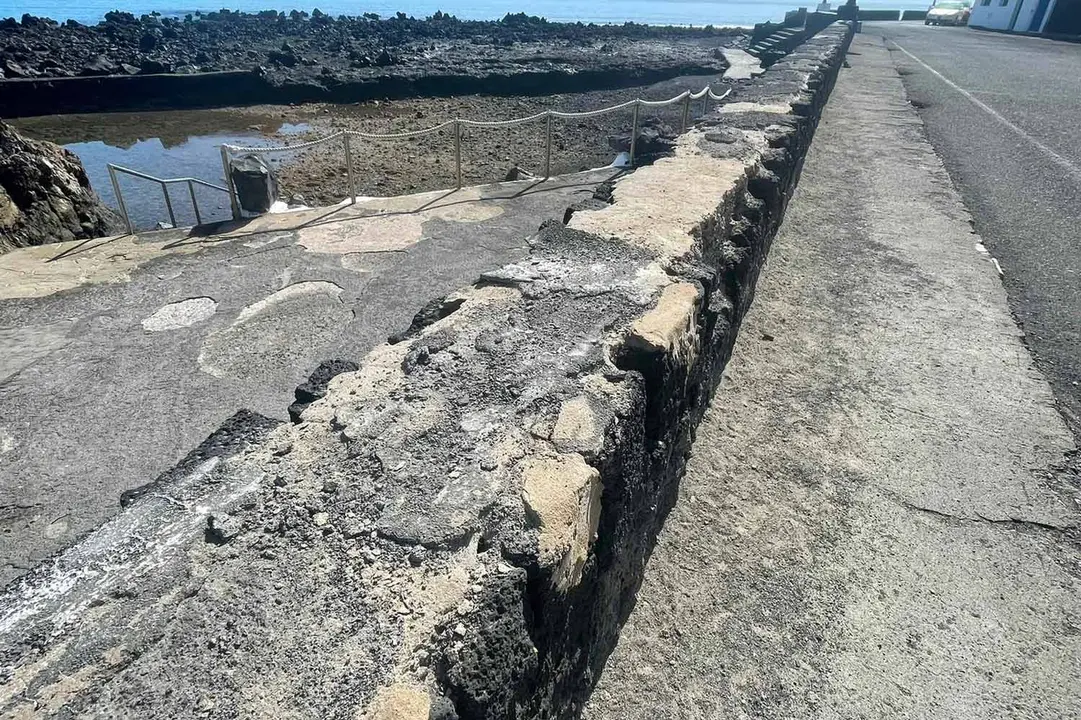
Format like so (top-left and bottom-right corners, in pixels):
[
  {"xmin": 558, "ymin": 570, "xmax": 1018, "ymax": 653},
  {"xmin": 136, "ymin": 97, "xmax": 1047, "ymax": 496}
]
[{"xmin": 899, "ymin": 499, "xmax": 1077, "ymax": 534}]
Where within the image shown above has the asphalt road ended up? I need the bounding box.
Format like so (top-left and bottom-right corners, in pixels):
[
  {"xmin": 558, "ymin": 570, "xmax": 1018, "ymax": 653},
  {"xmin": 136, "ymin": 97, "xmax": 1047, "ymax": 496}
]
[{"xmin": 860, "ymin": 23, "xmax": 1081, "ymax": 437}]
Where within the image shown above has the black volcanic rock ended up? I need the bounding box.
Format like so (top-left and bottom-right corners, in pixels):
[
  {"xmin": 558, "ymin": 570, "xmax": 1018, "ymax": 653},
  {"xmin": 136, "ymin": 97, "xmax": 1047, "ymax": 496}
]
[
  {"xmin": 0, "ymin": 120, "xmax": 122, "ymax": 252},
  {"xmin": 0, "ymin": 9, "xmax": 743, "ymax": 84}
]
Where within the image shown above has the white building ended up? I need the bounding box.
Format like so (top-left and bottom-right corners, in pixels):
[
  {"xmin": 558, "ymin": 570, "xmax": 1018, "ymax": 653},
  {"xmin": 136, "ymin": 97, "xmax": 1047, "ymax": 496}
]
[{"xmin": 968, "ymin": 0, "xmax": 1063, "ymax": 33}]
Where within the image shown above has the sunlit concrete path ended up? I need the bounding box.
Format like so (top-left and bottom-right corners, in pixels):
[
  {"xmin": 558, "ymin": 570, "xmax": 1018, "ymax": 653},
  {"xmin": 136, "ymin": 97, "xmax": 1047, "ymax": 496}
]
[{"xmin": 586, "ymin": 33, "xmax": 1081, "ymax": 720}]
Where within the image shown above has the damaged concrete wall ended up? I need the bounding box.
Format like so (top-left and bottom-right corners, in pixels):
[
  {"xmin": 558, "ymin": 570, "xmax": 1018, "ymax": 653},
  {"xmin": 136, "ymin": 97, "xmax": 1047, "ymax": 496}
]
[{"xmin": 0, "ymin": 23, "xmax": 853, "ymax": 720}]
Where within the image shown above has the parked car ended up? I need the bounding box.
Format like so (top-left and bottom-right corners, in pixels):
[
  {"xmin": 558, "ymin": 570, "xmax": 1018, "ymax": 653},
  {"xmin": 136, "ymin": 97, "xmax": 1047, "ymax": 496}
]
[{"xmin": 925, "ymin": 1, "xmax": 972, "ymax": 25}]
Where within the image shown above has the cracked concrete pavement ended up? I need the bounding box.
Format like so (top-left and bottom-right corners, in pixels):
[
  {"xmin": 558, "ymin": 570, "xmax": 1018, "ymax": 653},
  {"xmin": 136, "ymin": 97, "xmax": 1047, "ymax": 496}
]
[
  {"xmin": 871, "ymin": 22, "xmax": 1081, "ymax": 440},
  {"xmin": 586, "ymin": 33, "xmax": 1081, "ymax": 719},
  {"xmin": 0, "ymin": 170, "xmax": 617, "ymax": 584}
]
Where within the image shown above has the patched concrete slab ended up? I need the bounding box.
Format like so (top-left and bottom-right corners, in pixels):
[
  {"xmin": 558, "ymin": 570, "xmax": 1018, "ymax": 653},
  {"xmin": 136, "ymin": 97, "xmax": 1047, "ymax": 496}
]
[
  {"xmin": 142, "ymin": 297, "xmax": 218, "ymax": 331},
  {"xmin": 0, "ymin": 170, "xmax": 616, "ymax": 583}
]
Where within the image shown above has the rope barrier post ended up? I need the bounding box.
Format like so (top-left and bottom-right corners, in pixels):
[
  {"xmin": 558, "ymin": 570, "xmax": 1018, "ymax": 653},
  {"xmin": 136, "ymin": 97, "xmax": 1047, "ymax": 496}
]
[
  {"xmin": 343, "ymin": 133, "xmax": 357, "ymax": 205},
  {"xmin": 219, "ymin": 145, "xmax": 240, "ymax": 220},
  {"xmin": 629, "ymin": 100, "xmax": 641, "ymax": 168},
  {"xmin": 160, "ymin": 181, "xmax": 177, "ymax": 229},
  {"xmin": 108, "ymin": 165, "xmax": 134, "ymax": 236},
  {"xmin": 544, "ymin": 112, "xmax": 553, "ymax": 180},
  {"xmin": 681, "ymin": 94, "xmax": 691, "ymax": 132},
  {"xmin": 454, "ymin": 120, "xmax": 462, "ymax": 189},
  {"xmin": 187, "ymin": 180, "xmax": 202, "ymax": 226}
]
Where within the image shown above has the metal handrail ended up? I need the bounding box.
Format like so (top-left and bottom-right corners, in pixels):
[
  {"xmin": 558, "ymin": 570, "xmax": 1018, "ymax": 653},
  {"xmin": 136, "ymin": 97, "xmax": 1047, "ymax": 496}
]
[{"xmin": 107, "ymin": 163, "xmax": 230, "ymax": 235}]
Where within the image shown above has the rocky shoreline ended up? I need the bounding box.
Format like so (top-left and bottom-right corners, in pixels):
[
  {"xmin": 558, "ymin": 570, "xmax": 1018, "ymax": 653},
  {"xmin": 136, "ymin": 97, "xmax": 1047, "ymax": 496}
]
[{"xmin": 1, "ymin": 11, "xmax": 744, "ymax": 116}]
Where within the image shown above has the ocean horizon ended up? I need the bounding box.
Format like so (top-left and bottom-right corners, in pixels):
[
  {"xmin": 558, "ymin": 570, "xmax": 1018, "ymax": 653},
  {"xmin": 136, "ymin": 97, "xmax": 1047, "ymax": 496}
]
[{"xmin": 3, "ymin": 0, "xmax": 929, "ymax": 27}]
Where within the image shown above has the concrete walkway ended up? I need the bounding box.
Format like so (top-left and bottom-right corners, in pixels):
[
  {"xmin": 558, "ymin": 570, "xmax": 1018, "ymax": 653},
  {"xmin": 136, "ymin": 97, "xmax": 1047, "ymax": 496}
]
[
  {"xmin": 0, "ymin": 170, "xmax": 615, "ymax": 585},
  {"xmin": 585, "ymin": 34, "xmax": 1080, "ymax": 719},
  {"xmin": 869, "ymin": 22, "xmax": 1081, "ymax": 441}
]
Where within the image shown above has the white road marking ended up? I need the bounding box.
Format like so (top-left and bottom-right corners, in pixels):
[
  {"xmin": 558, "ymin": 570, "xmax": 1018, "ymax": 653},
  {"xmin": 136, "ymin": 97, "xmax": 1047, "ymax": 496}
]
[{"xmin": 890, "ymin": 39, "xmax": 1081, "ymax": 185}]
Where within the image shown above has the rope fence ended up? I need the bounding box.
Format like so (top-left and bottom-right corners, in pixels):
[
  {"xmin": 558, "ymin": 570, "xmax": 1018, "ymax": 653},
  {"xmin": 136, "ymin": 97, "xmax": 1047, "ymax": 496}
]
[
  {"xmin": 111, "ymin": 84, "xmax": 735, "ymax": 228},
  {"xmin": 219, "ymin": 85, "xmax": 733, "ymax": 216},
  {"xmin": 221, "ymin": 84, "xmax": 735, "ymax": 212}
]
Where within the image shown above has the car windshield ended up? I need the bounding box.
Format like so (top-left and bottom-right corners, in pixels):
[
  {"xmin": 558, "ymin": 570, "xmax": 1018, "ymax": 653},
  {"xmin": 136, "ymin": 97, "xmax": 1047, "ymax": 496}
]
[{"xmin": 934, "ymin": 1, "xmax": 968, "ymax": 8}]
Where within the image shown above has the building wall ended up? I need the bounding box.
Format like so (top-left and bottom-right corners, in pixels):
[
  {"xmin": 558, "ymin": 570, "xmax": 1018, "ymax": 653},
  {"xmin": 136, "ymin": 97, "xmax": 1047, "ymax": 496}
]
[
  {"xmin": 1044, "ymin": 0, "xmax": 1080, "ymax": 33},
  {"xmin": 1013, "ymin": 0, "xmax": 1046, "ymax": 28},
  {"xmin": 1037, "ymin": 0, "xmax": 1062, "ymax": 32},
  {"xmin": 970, "ymin": 0, "xmax": 1061, "ymax": 29},
  {"xmin": 969, "ymin": 0, "xmax": 1021, "ymax": 29}
]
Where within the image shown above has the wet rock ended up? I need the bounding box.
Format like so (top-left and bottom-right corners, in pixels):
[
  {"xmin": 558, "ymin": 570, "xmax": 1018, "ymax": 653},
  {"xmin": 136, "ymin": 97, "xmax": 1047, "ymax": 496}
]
[{"xmin": 0, "ymin": 120, "xmax": 122, "ymax": 253}]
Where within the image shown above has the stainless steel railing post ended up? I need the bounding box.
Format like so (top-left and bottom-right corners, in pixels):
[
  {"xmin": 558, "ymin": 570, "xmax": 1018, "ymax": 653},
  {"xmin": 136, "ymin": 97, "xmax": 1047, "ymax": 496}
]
[
  {"xmin": 454, "ymin": 120, "xmax": 462, "ymax": 189},
  {"xmin": 160, "ymin": 181, "xmax": 177, "ymax": 228},
  {"xmin": 107, "ymin": 164, "xmax": 134, "ymax": 236},
  {"xmin": 629, "ymin": 100, "xmax": 641, "ymax": 167},
  {"xmin": 187, "ymin": 180, "xmax": 202, "ymax": 226},
  {"xmin": 219, "ymin": 145, "xmax": 240, "ymax": 220},
  {"xmin": 343, "ymin": 133, "xmax": 357, "ymax": 205},
  {"xmin": 544, "ymin": 112, "xmax": 553, "ymax": 179}
]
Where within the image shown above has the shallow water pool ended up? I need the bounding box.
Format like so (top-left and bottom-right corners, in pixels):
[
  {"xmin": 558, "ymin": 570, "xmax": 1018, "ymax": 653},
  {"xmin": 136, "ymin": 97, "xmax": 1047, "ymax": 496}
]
[{"xmin": 14, "ymin": 110, "xmax": 310, "ymax": 231}]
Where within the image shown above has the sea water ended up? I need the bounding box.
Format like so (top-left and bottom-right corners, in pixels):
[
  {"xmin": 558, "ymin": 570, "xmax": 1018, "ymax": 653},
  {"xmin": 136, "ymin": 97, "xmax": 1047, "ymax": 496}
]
[{"xmin": 3, "ymin": 0, "xmax": 928, "ymax": 27}]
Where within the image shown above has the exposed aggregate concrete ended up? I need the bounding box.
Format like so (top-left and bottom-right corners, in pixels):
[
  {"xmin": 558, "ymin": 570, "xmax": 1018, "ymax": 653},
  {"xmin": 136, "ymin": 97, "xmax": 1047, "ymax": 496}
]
[{"xmin": 0, "ymin": 23, "xmax": 853, "ymax": 720}]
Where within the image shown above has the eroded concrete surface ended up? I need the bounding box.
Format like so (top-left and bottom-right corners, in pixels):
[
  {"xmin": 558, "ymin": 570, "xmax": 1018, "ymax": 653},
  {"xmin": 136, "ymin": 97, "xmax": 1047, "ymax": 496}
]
[
  {"xmin": 0, "ymin": 24, "xmax": 854, "ymax": 719},
  {"xmin": 0, "ymin": 171, "xmax": 615, "ymax": 583},
  {"xmin": 586, "ymin": 34, "xmax": 1081, "ymax": 719}
]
